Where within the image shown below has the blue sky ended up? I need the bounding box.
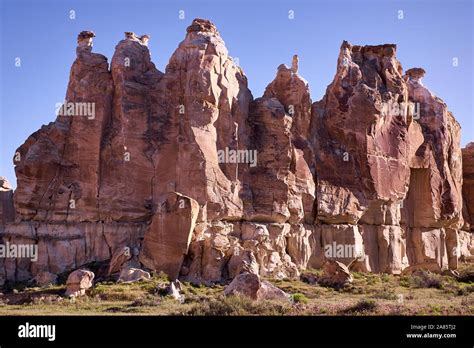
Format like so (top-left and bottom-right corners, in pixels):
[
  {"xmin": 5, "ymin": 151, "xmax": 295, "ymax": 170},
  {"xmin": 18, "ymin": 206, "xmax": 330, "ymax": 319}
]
[{"xmin": 1, "ymin": 0, "xmax": 473, "ymax": 188}]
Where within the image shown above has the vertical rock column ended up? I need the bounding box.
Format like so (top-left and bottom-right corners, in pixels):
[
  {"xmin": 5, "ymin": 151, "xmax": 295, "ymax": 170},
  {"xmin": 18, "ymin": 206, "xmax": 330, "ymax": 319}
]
[{"xmin": 403, "ymin": 68, "xmax": 464, "ymax": 270}]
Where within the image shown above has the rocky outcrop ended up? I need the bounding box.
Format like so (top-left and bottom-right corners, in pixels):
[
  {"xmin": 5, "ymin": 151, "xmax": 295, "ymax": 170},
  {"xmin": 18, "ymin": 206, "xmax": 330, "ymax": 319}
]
[
  {"xmin": 461, "ymin": 143, "xmax": 474, "ymax": 261},
  {"xmin": 65, "ymin": 269, "xmax": 94, "ymax": 297},
  {"xmin": 318, "ymin": 259, "xmax": 353, "ymax": 287},
  {"xmin": 463, "ymin": 143, "xmax": 474, "ymax": 231},
  {"xmin": 0, "ymin": 177, "xmax": 14, "ymax": 226},
  {"xmin": 2, "ymin": 18, "xmax": 473, "ymax": 288},
  {"xmin": 139, "ymin": 193, "xmax": 199, "ymax": 279},
  {"xmin": 118, "ymin": 267, "xmax": 151, "ymax": 283},
  {"xmin": 224, "ymin": 272, "xmax": 288, "ymax": 300}
]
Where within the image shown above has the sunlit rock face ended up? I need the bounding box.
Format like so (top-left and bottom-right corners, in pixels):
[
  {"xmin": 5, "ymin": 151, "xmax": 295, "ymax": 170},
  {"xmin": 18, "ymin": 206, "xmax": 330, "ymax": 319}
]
[{"xmin": 2, "ymin": 19, "xmax": 471, "ymax": 286}]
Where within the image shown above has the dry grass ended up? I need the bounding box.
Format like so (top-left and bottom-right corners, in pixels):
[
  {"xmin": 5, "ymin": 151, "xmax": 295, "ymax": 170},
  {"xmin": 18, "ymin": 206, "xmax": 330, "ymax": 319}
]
[{"xmin": 0, "ymin": 264, "xmax": 473, "ymax": 316}]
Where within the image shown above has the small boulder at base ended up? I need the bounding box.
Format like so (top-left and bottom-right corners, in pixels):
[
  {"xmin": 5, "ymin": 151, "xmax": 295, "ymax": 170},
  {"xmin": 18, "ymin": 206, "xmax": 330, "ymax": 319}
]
[
  {"xmin": 318, "ymin": 259, "xmax": 353, "ymax": 287},
  {"xmin": 118, "ymin": 267, "xmax": 151, "ymax": 283},
  {"xmin": 224, "ymin": 272, "xmax": 288, "ymax": 301},
  {"xmin": 157, "ymin": 280, "xmax": 185, "ymax": 303},
  {"xmin": 65, "ymin": 269, "xmax": 94, "ymax": 297}
]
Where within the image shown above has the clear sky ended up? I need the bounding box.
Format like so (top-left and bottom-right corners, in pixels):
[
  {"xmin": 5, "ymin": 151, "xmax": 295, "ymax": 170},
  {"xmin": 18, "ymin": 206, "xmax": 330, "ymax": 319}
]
[{"xmin": 1, "ymin": 0, "xmax": 473, "ymax": 188}]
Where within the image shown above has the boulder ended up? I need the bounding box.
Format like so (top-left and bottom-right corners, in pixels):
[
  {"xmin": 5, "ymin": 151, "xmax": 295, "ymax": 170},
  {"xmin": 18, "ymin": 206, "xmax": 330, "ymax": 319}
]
[
  {"xmin": 117, "ymin": 267, "xmax": 151, "ymax": 283},
  {"xmin": 224, "ymin": 272, "xmax": 288, "ymax": 301},
  {"xmin": 65, "ymin": 269, "xmax": 94, "ymax": 297},
  {"xmin": 318, "ymin": 259, "xmax": 353, "ymax": 287},
  {"xmin": 157, "ymin": 280, "xmax": 185, "ymax": 302}
]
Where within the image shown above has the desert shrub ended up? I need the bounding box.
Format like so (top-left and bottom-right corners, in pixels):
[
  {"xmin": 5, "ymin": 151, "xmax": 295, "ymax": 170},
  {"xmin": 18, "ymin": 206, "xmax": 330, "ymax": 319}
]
[
  {"xmin": 290, "ymin": 293, "xmax": 309, "ymax": 304},
  {"xmin": 366, "ymin": 276, "xmax": 378, "ymax": 286},
  {"xmin": 455, "ymin": 284, "xmax": 474, "ymax": 296},
  {"xmin": 371, "ymin": 288, "xmax": 398, "ymax": 300},
  {"xmin": 342, "ymin": 298, "xmax": 378, "ymax": 314},
  {"xmin": 183, "ymin": 295, "xmax": 291, "ymax": 316},
  {"xmin": 460, "ymin": 296, "xmax": 474, "ymax": 306},
  {"xmin": 129, "ymin": 294, "xmax": 161, "ymax": 307},
  {"xmin": 458, "ymin": 264, "xmax": 474, "ymax": 283},
  {"xmin": 409, "ymin": 271, "xmax": 444, "ymax": 289}
]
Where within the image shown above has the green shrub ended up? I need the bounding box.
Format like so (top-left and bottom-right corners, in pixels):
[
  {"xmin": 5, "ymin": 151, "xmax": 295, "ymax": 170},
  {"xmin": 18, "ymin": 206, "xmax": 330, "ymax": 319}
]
[
  {"xmin": 342, "ymin": 298, "xmax": 378, "ymax": 314},
  {"xmin": 290, "ymin": 293, "xmax": 309, "ymax": 304}
]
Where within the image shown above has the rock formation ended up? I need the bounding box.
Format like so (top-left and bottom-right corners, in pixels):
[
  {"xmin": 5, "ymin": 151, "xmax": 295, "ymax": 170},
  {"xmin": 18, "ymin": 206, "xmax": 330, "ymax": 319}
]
[
  {"xmin": 461, "ymin": 143, "xmax": 474, "ymax": 260},
  {"xmin": 65, "ymin": 269, "xmax": 94, "ymax": 297},
  {"xmin": 224, "ymin": 272, "xmax": 288, "ymax": 300},
  {"xmin": 1, "ymin": 18, "xmax": 473, "ymax": 287}
]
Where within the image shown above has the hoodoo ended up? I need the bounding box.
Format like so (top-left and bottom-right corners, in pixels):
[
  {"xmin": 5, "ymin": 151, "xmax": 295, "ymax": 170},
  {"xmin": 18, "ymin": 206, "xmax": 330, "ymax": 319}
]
[{"xmin": 0, "ymin": 19, "xmax": 472, "ymax": 286}]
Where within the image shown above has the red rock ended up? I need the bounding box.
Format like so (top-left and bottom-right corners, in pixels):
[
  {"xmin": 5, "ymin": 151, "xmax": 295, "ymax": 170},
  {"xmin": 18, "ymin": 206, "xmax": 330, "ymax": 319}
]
[
  {"xmin": 3, "ymin": 20, "xmax": 472, "ymax": 287},
  {"xmin": 462, "ymin": 143, "xmax": 474, "ymax": 231},
  {"xmin": 0, "ymin": 177, "xmax": 14, "ymax": 225},
  {"xmin": 139, "ymin": 193, "xmax": 199, "ymax": 279},
  {"xmin": 224, "ymin": 272, "xmax": 288, "ymax": 301}
]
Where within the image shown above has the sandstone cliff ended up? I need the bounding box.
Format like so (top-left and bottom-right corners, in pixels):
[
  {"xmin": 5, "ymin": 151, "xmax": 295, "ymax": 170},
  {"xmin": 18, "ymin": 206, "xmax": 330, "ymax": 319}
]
[{"xmin": 1, "ymin": 19, "xmax": 472, "ymax": 286}]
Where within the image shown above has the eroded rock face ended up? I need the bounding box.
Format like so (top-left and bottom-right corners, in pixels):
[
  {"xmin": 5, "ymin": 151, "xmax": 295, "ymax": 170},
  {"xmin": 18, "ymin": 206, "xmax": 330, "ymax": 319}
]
[
  {"xmin": 14, "ymin": 33, "xmax": 114, "ymax": 222},
  {"xmin": 3, "ymin": 18, "xmax": 473, "ymax": 287},
  {"xmin": 139, "ymin": 193, "xmax": 199, "ymax": 279},
  {"xmin": 463, "ymin": 143, "xmax": 474, "ymax": 231},
  {"xmin": 0, "ymin": 177, "xmax": 14, "ymax": 226}
]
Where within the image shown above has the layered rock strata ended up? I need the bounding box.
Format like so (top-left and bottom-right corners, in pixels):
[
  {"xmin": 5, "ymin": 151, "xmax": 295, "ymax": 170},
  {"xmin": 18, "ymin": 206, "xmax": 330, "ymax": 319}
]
[{"xmin": 1, "ymin": 19, "xmax": 472, "ymax": 286}]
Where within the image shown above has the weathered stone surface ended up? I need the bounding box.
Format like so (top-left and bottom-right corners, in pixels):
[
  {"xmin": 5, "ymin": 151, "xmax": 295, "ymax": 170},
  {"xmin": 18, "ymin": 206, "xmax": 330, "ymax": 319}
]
[
  {"xmin": 404, "ymin": 68, "xmax": 463, "ymax": 229},
  {"xmin": 108, "ymin": 246, "xmax": 132, "ymax": 275},
  {"xmin": 65, "ymin": 269, "xmax": 94, "ymax": 297},
  {"xmin": 182, "ymin": 222, "xmax": 298, "ymax": 283},
  {"xmin": 320, "ymin": 224, "xmax": 364, "ymax": 266},
  {"xmin": 462, "ymin": 143, "xmax": 474, "ymax": 231},
  {"xmin": 318, "ymin": 259, "xmax": 353, "ymax": 287},
  {"xmin": 407, "ymin": 228, "xmax": 448, "ymax": 270},
  {"xmin": 352, "ymin": 225, "xmax": 408, "ymax": 274},
  {"xmin": 312, "ymin": 42, "xmax": 411, "ymax": 225},
  {"xmin": 118, "ymin": 267, "xmax": 151, "ymax": 283},
  {"xmin": 247, "ymin": 63, "xmax": 315, "ymax": 223},
  {"xmin": 3, "ymin": 19, "xmax": 473, "ymax": 287},
  {"xmin": 151, "ymin": 18, "xmax": 253, "ymax": 223},
  {"xmin": 224, "ymin": 272, "xmax": 288, "ymax": 301},
  {"xmin": 139, "ymin": 193, "xmax": 199, "ymax": 279},
  {"xmin": 2, "ymin": 222, "xmax": 145, "ymax": 283},
  {"xmin": 287, "ymin": 224, "xmax": 314, "ymax": 270},
  {"xmin": 14, "ymin": 33, "xmax": 114, "ymax": 222},
  {"xmin": 0, "ymin": 177, "xmax": 14, "ymax": 225}
]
